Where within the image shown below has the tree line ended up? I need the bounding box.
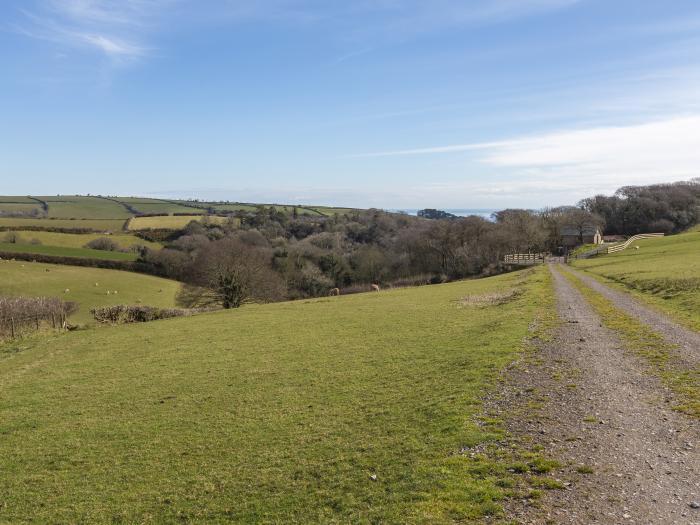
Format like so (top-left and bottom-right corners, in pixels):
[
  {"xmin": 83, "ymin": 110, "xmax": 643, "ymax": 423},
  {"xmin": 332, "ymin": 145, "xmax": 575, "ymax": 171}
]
[{"xmin": 138, "ymin": 179, "xmax": 699, "ymax": 308}]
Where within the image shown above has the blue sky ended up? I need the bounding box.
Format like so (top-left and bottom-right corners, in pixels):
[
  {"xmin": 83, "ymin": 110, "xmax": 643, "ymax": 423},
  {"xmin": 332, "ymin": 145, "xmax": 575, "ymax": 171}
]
[{"xmin": 2, "ymin": 0, "xmax": 700, "ymax": 209}]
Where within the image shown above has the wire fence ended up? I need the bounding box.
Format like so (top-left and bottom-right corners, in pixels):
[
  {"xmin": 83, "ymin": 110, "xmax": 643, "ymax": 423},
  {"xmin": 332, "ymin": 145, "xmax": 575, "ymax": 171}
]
[
  {"xmin": 0, "ymin": 296, "xmax": 75, "ymax": 340},
  {"xmin": 0, "ymin": 313, "xmax": 68, "ymax": 339}
]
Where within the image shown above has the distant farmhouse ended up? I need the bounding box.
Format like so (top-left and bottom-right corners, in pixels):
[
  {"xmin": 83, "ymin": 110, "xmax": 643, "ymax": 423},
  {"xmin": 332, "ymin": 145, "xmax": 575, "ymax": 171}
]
[{"xmin": 561, "ymin": 226, "xmax": 603, "ymax": 247}]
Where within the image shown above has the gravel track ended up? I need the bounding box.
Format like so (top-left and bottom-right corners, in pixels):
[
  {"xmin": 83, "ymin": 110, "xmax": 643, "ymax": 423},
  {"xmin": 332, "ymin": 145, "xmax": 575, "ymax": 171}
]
[
  {"xmin": 568, "ymin": 266, "xmax": 700, "ymax": 365},
  {"xmin": 507, "ymin": 264, "xmax": 700, "ymax": 524}
]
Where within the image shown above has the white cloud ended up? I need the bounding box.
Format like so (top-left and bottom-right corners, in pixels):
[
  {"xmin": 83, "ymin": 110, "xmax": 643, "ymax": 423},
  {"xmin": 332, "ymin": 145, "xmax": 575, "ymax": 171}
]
[
  {"xmin": 18, "ymin": 0, "xmax": 172, "ymax": 59},
  {"xmin": 358, "ymin": 116, "xmax": 700, "ymax": 200},
  {"xmin": 79, "ymin": 33, "xmax": 145, "ymax": 56}
]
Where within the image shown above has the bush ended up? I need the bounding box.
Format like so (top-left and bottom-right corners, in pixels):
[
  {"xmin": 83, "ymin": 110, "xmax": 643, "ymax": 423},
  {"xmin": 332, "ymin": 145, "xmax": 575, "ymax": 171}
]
[
  {"xmin": 84, "ymin": 237, "xmax": 120, "ymax": 251},
  {"xmin": 90, "ymin": 305, "xmax": 197, "ymax": 324},
  {"xmin": 3, "ymin": 232, "xmax": 22, "ymax": 244}
]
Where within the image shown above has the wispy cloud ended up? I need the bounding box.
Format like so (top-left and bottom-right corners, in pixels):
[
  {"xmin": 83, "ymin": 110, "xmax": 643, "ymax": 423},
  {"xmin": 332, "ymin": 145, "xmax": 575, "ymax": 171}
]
[
  {"xmin": 353, "ymin": 115, "xmax": 700, "ymax": 204},
  {"xmin": 217, "ymin": 0, "xmax": 581, "ymax": 45},
  {"xmin": 16, "ymin": 0, "xmax": 172, "ymax": 60}
]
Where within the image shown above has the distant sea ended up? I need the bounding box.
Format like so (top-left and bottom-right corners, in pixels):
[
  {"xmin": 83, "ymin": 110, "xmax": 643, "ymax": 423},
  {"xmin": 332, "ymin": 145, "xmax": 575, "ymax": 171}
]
[{"xmin": 388, "ymin": 208, "xmax": 497, "ymax": 219}]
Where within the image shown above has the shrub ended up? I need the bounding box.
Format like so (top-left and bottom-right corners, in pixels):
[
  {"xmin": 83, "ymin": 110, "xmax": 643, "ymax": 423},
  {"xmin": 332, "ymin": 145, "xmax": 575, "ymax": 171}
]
[
  {"xmin": 90, "ymin": 305, "xmax": 197, "ymax": 324},
  {"xmin": 84, "ymin": 237, "xmax": 120, "ymax": 251},
  {"xmin": 3, "ymin": 232, "xmax": 22, "ymax": 244}
]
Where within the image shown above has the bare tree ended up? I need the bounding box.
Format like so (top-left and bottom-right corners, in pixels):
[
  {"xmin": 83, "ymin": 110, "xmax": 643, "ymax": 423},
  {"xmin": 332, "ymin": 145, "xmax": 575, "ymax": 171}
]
[{"xmin": 178, "ymin": 239, "xmax": 285, "ymax": 309}]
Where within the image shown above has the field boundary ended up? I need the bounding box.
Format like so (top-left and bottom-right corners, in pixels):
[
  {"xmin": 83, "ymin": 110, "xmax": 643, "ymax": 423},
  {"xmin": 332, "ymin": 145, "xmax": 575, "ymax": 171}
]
[
  {"xmin": 575, "ymin": 233, "xmax": 664, "ymax": 259},
  {"xmin": 0, "ymin": 251, "xmax": 164, "ymax": 277}
]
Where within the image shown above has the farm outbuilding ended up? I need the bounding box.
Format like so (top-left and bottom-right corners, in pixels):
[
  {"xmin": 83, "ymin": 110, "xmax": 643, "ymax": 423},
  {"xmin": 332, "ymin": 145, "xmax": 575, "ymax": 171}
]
[{"xmin": 561, "ymin": 227, "xmax": 603, "ymax": 247}]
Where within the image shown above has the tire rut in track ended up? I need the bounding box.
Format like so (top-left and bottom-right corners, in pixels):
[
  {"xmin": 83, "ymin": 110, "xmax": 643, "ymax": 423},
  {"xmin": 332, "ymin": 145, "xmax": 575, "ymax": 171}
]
[
  {"xmin": 567, "ymin": 266, "xmax": 700, "ymax": 365},
  {"xmin": 507, "ymin": 264, "xmax": 699, "ymax": 524}
]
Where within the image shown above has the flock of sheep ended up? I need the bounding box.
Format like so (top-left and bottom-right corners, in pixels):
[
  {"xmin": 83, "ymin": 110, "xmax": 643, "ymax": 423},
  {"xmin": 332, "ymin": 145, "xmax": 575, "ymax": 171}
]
[
  {"xmin": 61, "ymin": 283, "xmax": 118, "ymax": 295},
  {"xmin": 0, "ymin": 257, "xmax": 121, "ymax": 296}
]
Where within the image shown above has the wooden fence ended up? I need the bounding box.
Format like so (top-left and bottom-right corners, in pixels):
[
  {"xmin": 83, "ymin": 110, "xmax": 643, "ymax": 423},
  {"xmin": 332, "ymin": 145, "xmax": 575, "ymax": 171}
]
[
  {"xmin": 575, "ymin": 233, "xmax": 665, "ymax": 259},
  {"xmin": 503, "ymin": 253, "xmax": 547, "ymax": 265}
]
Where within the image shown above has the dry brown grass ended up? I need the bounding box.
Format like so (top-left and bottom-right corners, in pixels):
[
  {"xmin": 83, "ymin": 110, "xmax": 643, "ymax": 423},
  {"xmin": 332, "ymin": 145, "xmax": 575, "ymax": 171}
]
[{"xmin": 459, "ymin": 288, "xmax": 522, "ymax": 307}]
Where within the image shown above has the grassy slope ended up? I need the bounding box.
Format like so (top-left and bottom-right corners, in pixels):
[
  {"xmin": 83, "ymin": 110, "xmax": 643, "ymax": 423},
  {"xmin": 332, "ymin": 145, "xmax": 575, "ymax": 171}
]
[
  {"xmin": 116, "ymin": 197, "xmax": 206, "ymax": 215},
  {"xmin": 0, "ymin": 268, "xmax": 551, "ymax": 523},
  {"xmin": 0, "ymin": 218, "xmax": 127, "ymax": 231},
  {"xmin": 0, "ymin": 197, "xmax": 38, "ymax": 203},
  {"xmin": 128, "ymin": 215, "xmax": 227, "ymax": 230},
  {"xmin": 10, "ymin": 231, "xmax": 161, "ymax": 250},
  {"xmin": 0, "ymin": 242, "xmax": 138, "ymax": 262},
  {"xmin": 39, "ymin": 196, "xmax": 132, "ymax": 219},
  {"xmin": 571, "ymin": 229, "xmax": 700, "ymax": 330},
  {"xmin": 0, "ymin": 260, "xmax": 180, "ymax": 323},
  {"xmin": 0, "ymin": 196, "xmax": 358, "ymax": 225},
  {"xmin": 0, "ymin": 203, "xmax": 42, "ymax": 214}
]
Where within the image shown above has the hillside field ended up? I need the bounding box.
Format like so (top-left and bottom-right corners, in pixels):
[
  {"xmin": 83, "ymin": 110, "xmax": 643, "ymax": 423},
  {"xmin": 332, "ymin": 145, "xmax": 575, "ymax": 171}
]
[
  {"xmin": 0, "ymin": 196, "xmax": 359, "ymax": 230},
  {"xmin": 38, "ymin": 196, "xmax": 132, "ymax": 219},
  {"xmin": 572, "ymin": 228, "xmax": 700, "ymax": 330},
  {"xmin": 0, "ymin": 242, "xmax": 138, "ymax": 262},
  {"xmin": 128, "ymin": 214, "xmax": 228, "ymax": 230},
  {"xmin": 115, "ymin": 197, "xmax": 207, "ymax": 215},
  {"xmin": 0, "ymin": 260, "xmax": 180, "ymax": 323},
  {"xmin": 0, "ymin": 218, "xmax": 127, "ymax": 231},
  {"xmin": 0, "ymin": 267, "xmax": 552, "ymax": 523},
  {"xmin": 7, "ymin": 230, "xmax": 161, "ymax": 250}
]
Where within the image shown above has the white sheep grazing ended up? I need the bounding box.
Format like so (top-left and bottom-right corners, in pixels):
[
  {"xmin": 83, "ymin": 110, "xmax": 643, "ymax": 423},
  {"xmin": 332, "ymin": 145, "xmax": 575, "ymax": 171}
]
[
  {"xmin": 95, "ymin": 283, "xmax": 99, "ymax": 287},
  {"xmin": 106, "ymin": 291, "xmax": 111, "ymax": 295},
  {"xmin": 634, "ymin": 246, "xmax": 640, "ymax": 250},
  {"xmin": 113, "ymin": 290, "xmax": 118, "ymax": 295},
  {"xmin": 64, "ymin": 289, "xmax": 70, "ymax": 294}
]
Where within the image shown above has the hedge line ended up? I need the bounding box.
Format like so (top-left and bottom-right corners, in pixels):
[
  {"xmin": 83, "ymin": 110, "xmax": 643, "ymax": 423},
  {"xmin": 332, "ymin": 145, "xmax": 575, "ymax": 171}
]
[
  {"xmin": 0, "ymin": 226, "xmax": 116, "ymax": 234},
  {"xmin": 0, "ymin": 251, "xmax": 166, "ymax": 277}
]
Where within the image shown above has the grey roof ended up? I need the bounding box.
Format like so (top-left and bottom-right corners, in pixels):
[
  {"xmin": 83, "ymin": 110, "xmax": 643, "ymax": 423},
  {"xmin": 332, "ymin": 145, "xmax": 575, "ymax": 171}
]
[{"xmin": 561, "ymin": 227, "xmax": 600, "ymax": 237}]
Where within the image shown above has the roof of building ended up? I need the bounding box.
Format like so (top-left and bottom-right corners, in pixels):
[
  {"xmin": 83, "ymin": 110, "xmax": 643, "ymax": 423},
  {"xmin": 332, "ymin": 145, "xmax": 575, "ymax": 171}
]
[{"xmin": 561, "ymin": 226, "xmax": 600, "ymax": 237}]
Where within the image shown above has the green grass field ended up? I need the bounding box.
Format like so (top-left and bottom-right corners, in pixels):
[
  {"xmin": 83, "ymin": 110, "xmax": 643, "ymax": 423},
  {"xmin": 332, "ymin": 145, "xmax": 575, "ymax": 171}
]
[
  {"xmin": 0, "ymin": 267, "xmax": 553, "ymax": 523},
  {"xmin": 38, "ymin": 196, "xmax": 132, "ymax": 219},
  {"xmin": 0, "ymin": 260, "xmax": 180, "ymax": 324},
  {"xmin": 572, "ymin": 229, "xmax": 700, "ymax": 330},
  {"xmin": 0, "ymin": 242, "xmax": 138, "ymax": 262},
  {"xmin": 128, "ymin": 214, "xmax": 228, "ymax": 230},
  {"xmin": 0, "ymin": 197, "xmax": 43, "ymax": 215},
  {"xmin": 116, "ymin": 197, "xmax": 207, "ymax": 215},
  {"xmin": 0, "ymin": 202, "xmax": 43, "ymax": 214},
  {"xmin": 0, "ymin": 197, "xmax": 358, "ymax": 230},
  {"xmin": 309, "ymin": 206, "xmax": 357, "ymax": 216},
  {"xmin": 0, "ymin": 218, "xmax": 127, "ymax": 231},
  {"xmin": 8, "ymin": 231, "xmax": 161, "ymax": 250}
]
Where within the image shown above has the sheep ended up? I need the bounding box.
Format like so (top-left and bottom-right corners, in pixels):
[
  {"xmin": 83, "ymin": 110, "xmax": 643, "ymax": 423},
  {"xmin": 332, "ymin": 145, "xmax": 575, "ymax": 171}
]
[
  {"xmin": 329, "ymin": 287, "xmax": 340, "ymax": 296},
  {"xmin": 106, "ymin": 291, "xmax": 111, "ymax": 295},
  {"xmin": 64, "ymin": 289, "xmax": 70, "ymax": 294},
  {"xmin": 634, "ymin": 245, "xmax": 640, "ymax": 250},
  {"xmin": 94, "ymin": 283, "xmax": 99, "ymax": 287},
  {"xmin": 370, "ymin": 284, "xmax": 380, "ymax": 292},
  {"xmin": 113, "ymin": 290, "xmax": 118, "ymax": 295}
]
